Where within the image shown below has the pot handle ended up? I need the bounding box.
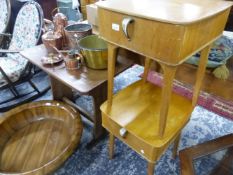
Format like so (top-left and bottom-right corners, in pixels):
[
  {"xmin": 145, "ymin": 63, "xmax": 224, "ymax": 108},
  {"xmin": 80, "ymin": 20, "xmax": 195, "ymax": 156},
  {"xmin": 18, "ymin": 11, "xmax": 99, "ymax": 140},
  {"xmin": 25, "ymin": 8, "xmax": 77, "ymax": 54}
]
[
  {"xmin": 122, "ymin": 17, "xmax": 134, "ymax": 41},
  {"xmin": 42, "ymin": 19, "xmax": 53, "ymax": 33}
]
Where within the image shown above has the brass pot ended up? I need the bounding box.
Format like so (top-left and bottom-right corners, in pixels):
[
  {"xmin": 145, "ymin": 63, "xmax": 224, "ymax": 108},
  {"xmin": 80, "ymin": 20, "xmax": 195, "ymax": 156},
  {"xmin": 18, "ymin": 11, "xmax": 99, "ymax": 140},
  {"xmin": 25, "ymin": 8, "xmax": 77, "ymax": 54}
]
[
  {"xmin": 78, "ymin": 35, "xmax": 108, "ymax": 69},
  {"xmin": 64, "ymin": 23, "xmax": 92, "ymax": 49},
  {"xmin": 42, "ymin": 31, "xmax": 62, "ymax": 53}
]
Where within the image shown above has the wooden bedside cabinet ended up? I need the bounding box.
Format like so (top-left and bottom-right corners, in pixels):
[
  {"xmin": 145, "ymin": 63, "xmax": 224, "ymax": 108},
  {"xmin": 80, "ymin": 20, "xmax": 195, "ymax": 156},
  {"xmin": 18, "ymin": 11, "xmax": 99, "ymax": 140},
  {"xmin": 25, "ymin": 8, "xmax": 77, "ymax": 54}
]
[{"xmin": 97, "ymin": 0, "xmax": 233, "ymax": 174}]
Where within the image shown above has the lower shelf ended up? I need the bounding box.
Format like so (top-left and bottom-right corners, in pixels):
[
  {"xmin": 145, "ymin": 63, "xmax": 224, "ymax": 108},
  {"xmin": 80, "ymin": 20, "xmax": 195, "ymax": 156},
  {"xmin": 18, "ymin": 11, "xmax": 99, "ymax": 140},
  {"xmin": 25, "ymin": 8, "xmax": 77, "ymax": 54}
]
[{"xmin": 101, "ymin": 80, "xmax": 193, "ymax": 161}]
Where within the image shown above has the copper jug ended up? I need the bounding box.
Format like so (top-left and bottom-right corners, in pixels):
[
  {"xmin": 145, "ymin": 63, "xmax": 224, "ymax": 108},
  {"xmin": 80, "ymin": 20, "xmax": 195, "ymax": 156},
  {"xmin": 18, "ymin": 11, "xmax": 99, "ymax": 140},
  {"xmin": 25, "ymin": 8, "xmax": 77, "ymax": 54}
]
[{"xmin": 64, "ymin": 50, "xmax": 82, "ymax": 70}]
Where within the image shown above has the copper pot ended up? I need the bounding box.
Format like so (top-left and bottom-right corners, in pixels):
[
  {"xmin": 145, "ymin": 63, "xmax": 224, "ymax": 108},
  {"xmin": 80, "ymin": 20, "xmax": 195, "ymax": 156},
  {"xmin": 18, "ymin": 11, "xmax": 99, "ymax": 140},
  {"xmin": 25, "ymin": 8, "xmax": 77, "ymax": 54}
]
[
  {"xmin": 42, "ymin": 31, "xmax": 62, "ymax": 53},
  {"xmin": 64, "ymin": 23, "xmax": 92, "ymax": 49}
]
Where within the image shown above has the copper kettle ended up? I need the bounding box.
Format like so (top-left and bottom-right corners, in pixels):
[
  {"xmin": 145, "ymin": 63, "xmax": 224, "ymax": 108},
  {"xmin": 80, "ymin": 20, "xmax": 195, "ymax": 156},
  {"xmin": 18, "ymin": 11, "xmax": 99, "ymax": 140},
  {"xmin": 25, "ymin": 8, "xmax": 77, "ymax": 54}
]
[
  {"xmin": 52, "ymin": 8, "xmax": 68, "ymax": 47},
  {"xmin": 53, "ymin": 12, "xmax": 68, "ymax": 34}
]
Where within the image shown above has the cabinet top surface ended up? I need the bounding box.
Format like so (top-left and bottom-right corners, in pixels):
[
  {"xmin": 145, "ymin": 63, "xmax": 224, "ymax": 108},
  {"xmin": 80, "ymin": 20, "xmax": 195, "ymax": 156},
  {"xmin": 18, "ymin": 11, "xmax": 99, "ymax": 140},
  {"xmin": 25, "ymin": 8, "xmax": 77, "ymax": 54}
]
[{"xmin": 96, "ymin": 0, "xmax": 233, "ymax": 24}]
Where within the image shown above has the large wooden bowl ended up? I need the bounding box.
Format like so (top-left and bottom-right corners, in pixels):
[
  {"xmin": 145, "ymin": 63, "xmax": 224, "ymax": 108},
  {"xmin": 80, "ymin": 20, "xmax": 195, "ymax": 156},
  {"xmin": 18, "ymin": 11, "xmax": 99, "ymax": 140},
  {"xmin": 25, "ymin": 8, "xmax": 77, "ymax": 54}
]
[{"xmin": 0, "ymin": 100, "xmax": 83, "ymax": 175}]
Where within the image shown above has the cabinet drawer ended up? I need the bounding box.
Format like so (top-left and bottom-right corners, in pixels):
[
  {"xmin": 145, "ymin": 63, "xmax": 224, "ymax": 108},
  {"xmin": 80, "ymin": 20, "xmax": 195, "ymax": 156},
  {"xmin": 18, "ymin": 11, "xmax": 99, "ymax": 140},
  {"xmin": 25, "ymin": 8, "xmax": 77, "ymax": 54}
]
[
  {"xmin": 98, "ymin": 8, "xmax": 185, "ymax": 64},
  {"xmin": 98, "ymin": 8, "xmax": 230, "ymax": 65},
  {"xmin": 102, "ymin": 112, "xmax": 166, "ymax": 162}
]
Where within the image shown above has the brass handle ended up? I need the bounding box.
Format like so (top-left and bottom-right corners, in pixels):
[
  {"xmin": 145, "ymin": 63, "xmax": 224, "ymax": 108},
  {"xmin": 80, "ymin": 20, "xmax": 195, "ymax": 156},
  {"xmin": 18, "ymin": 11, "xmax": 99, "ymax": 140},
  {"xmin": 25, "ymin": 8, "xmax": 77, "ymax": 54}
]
[{"xmin": 122, "ymin": 17, "xmax": 134, "ymax": 41}]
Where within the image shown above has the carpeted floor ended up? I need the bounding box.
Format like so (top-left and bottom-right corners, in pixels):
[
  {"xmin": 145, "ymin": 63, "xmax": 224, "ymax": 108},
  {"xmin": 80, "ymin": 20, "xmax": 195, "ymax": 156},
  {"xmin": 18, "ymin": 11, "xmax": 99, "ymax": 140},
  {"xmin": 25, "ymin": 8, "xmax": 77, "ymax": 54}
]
[{"xmin": 1, "ymin": 65, "xmax": 233, "ymax": 175}]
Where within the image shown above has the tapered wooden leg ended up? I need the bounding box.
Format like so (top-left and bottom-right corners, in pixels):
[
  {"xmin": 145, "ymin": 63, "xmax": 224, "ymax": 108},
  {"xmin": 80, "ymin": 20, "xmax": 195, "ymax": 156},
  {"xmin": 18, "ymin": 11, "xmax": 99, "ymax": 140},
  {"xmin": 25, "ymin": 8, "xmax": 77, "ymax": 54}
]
[
  {"xmin": 109, "ymin": 133, "xmax": 115, "ymax": 159},
  {"xmin": 192, "ymin": 45, "xmax": 211, "ymax": 106},
  {"xmin": 142, "ymin": 57, "xmax": 152, "ymax": 83},
  {"xmin": 154, "ymin": 61, "xmax": 161, "ymax": 73},
  {"xmin": 107, "ymin": 43, "xmax": 119, "ymax": 109},
  {"xmin": 173, "ymin": 133, "xmax": 181, "ymax": 158},
  {"xmin": 147, "ymin": 162, "xmax": 155, "ymax": 175},
  {"xmin": 158, "ymin": 64, "xmax": 177, "ymax": 137}
]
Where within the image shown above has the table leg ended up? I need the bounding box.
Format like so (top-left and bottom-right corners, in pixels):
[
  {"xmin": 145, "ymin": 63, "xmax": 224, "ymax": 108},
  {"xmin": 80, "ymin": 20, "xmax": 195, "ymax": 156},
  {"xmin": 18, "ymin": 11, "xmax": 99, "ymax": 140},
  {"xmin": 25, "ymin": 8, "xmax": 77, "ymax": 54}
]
[
  {"xmin": 87, "ymin": 82, "xmax": 108, "ymax": 148},
  {"xmin": 158, "ymin": 64, "xmax": 177, "ymax": 137},
  {"xmin": 147, "ymin": 162, "xmax": 155, "ymax": 175},
  {"xmin": 142, "ymin": 57, "xmax": 152, "ymax": 83},
  {"xmin": 50, "ymin": 76, "xmax": 73, "ymax": 100},
  {"xmin": 107, "ymin": 43, "xmax": 118, "ymax": 108},
  {"xmin": 192, "ymin": 45, "xmax": 211, "ymax": 106}
]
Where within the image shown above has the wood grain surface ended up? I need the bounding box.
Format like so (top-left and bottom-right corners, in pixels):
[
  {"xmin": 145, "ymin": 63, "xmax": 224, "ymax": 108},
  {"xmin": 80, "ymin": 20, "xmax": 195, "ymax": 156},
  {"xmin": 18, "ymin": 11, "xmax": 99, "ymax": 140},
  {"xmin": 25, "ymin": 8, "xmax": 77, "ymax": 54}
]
[
  {"xmin": 0, "ymin": 100, "xmax": 82, "ymax": 174},
  {"xmin": 101, "ymin": 80, "xmax": 193, "ymax": 161},
  {"xmin": 97, "ymin": 0, "xmax": 233, "ymax": 24}
]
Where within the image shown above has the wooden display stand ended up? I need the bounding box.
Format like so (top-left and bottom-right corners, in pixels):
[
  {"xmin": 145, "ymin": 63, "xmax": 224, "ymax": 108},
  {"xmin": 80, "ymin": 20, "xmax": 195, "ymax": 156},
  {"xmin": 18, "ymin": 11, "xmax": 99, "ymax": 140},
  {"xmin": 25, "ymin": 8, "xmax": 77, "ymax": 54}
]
[{"xmin": 97, "ymin": 0, "xmax": 233, "ymax": 174}]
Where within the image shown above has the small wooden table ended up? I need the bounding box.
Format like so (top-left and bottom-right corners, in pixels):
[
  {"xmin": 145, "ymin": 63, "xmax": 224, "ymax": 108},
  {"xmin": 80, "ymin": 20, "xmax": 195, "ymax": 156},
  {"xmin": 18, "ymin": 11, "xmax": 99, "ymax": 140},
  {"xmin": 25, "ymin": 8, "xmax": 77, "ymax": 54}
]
[
  {"xmin": 97, "ymin": 0, "xmax": 233, "ymax": 174},
  {"xmin": 20, "ymin": 44, "xmax": 133, "ymax": 146}
]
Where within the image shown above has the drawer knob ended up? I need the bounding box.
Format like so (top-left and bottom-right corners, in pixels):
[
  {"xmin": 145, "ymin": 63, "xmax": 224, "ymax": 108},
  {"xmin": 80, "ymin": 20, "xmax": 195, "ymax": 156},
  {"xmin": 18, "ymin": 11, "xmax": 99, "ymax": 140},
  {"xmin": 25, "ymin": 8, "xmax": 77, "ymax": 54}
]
[
  {"xmin": 119, "ymin": 128, "xmax": 128, "ymax": 138},
  {"xmin": 122, "ymin": 17, "xmax": 134, "ymax": 41}
]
